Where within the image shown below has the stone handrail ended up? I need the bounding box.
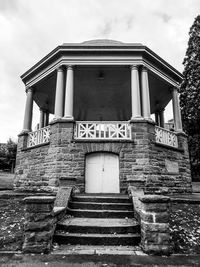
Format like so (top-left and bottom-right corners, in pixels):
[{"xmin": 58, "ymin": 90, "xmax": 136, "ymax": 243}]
[
  {"xmin": 27, "ymin": 126, "xmax": 50, "ymax": 148},
  {"xmin": 75, "ymin": 121, "xmax": 131, "ymax": 140},
  {"xmin": 155, "ymin": 126, "xmax": 178, "ymax": 148}
]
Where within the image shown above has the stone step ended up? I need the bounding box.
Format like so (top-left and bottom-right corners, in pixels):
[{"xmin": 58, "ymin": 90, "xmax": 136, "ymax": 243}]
[
  {"xmin": 54, "ymin": 232, "xmax": 141, "ymax": 246},
  {"xmin": 68, "ymin": 201, "xmax": 133, "ymax": 211},
  {"xmin": 67, "ymin": 207, "xmax": 134, "ymax": 218},
  {"xmin": 57, "ymin": 217, "xmax": 140, "ymax": 234},
  {"xmin": 73, "ymin": 194, "xmax": 130, "ymax": 204}
]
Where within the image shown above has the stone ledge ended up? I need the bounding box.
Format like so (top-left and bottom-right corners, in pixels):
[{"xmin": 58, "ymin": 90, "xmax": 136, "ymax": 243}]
[
  {"xmin": 22, "ymin": 142, "xmax": 50, "ymax": 151},
  {"xmin": 49, "ymin": 118, "xmax": 74, "ymax": 125},
  {"xmin": 73, "ymin": 139, "xmax": 134, "ymax": 143},
  {"xmin": 154, "ymin": 141, "xmax": 184, "ymax": 152},
  {"xmin": 24, "ymin": 196, "xmax": 56, "ymax": 204},
  {"xmin": 139, "ymin": 195, "xmax": 170, "ymax": 203},
  {"xmin": 130, "ymin": 118, "xmax": 156, "ymax": 125}
]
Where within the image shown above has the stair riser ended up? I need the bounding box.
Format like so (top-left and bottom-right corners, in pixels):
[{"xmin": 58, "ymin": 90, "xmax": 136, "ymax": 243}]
[
  {"xmin": 68, "ymin": 202, "xmax": 133, "ymax": 211},
  {"xmin": 54, "ymin": 235, "xmax": 141, "ymax": 246},
  {"xmin": 56, "ymin": 225, "xmax": 140, "ymax": 234},
  {"xmin": 72, "ymin": 197, "xmax": 130, "ymax": 204},
  {"xmin": 67, "ymin": 209, "xmax": 134, "ymax": 218}
]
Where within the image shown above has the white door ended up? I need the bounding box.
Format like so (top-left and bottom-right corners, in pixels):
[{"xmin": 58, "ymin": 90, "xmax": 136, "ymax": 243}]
[{"xmin": 85, "ymin": 153, "xmax": 119, "ymax": 193}]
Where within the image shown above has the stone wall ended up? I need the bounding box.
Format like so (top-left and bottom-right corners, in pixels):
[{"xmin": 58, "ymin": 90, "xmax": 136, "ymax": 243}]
[{"xmin": 14, "ymin": 120, "xmax": 192, "ymax": 194}]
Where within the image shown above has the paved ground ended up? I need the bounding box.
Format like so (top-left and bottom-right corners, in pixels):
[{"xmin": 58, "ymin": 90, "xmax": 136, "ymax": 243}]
[{"xmin": 0, "ymin": 252, "xmax": 200, "ymax": 266}]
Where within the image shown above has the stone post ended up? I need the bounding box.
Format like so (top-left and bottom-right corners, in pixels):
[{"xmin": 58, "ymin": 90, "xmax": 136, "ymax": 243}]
[
  {"xmin": 130, "ymin": 65, "xmax": 142, "ymax": 120},
  {"xmin": 39, "ymin": 108, "xmax": 45, "ymax": 128},
  {"xmin": 23, "ymin": 196, "xmax": 56, "ymax": 254},
  {"xmin": 64, "ymin": 65, "xmax": 74, "ymax": 120},
  {"xmin": 139, "ymin": 195, "xmax": 171, "ymax": 255},
  {"xmin": 141, "ymin": 66, "xmax": 151, "ymax": 119},
  {"xmin": 172, "ymin": 87, "xmax": 183, "ymax": 132},
  {"xmin": 22, "ymin": 87, "xmax": 34, "ymax": 132},
  {"xmin": 54, "ymin": 66, "xmax": 65, "ymax": 118}
]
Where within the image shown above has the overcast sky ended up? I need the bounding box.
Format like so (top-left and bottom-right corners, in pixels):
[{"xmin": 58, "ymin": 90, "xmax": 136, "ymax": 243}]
[{"xmin": 0, "ymin": 0, "xmax": 199, "ymax": 142}]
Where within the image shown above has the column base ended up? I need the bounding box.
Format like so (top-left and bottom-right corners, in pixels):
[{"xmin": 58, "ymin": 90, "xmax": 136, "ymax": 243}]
[{"xmin": 63, "ymin": 116, "xmax": 74, "ymax": 122}]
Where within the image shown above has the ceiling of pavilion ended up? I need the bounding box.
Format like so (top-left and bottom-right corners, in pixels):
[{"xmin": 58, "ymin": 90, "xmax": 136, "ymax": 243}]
[{"xmin": 32, "ymin": 65, "xmax": 172, "ymax": 119}]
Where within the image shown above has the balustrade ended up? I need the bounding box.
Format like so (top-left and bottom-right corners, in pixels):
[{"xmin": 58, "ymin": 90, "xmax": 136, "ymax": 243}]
[
  {"xmin": 27, "ymin": 126, "xmax": 50, "ymax": 148},
  {"xmin": 75, "ymin": 121, "xmax": 131, "ymax": 140},
  {"xmin": 155, "ymin": 126, "xmax": 178, "ymax": 148}
]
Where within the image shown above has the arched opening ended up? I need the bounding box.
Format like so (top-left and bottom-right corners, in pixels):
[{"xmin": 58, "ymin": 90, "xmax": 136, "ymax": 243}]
[{"xmin": 85, "ymin": 152, "xmax": 119, "ymax": 193}]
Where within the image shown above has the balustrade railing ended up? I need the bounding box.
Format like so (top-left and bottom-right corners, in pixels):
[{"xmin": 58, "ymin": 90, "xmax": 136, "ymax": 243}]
[
  {"xmin": 155, "ymin": 126, "xmax": 178, "ymax": 148},
  {"xmin": 27, "ymin": 126, "xmax": 50, "ymax": 148},
  {"xmin": 75, "ymin": 121, "xmax": 131, "ymax": 140}
]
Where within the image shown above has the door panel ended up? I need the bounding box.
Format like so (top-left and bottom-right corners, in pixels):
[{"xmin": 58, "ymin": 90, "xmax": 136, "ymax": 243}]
[{"xmin": 85, "ymin": 152, "xmax": 119, "ymax": 193}]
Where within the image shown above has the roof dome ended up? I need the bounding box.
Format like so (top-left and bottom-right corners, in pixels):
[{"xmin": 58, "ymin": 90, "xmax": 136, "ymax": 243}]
[{"xmin": 81, "ymin": 39, "xmax": 124, "ymax": 45}]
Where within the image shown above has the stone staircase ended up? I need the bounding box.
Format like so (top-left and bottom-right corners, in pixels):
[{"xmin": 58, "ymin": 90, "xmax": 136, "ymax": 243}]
[{"xmin": 54, "ymin": 193, "xmax": 141, "ymax": 246}]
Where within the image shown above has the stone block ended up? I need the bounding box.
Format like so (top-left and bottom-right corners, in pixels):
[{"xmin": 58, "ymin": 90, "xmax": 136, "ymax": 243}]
[
  {"xmin": 24, "ymin": 219, "xmax": 54, "ymax": 231},
  {"xmin": 154, "ymin": 212, "xmax": 169, "ymax": 223},
  {"xmin": 141, "ymin": 222, "xmax": 169, "ymax": 232}
]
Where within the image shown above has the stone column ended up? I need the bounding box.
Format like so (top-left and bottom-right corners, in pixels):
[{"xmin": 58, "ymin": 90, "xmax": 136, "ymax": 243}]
[
  {"xmin": 23, "ymin": 87, "xmax": 34, "ymax": 132},
  {"xmin": 172, "ymin": 87, "xmax": 183, "ymax": 132},
  {"xmin": 64, "ymin": 65, "xmax": 74, "ymax": 120},
  {"xmin": 130, "ymin": 65, "xmax": 142, "ymax": 120},
  {"xmin": 54, "ymin": 66, "xmax": 65, "ymax": 118},
  {"xmin": 159, "ymin": 109, "xmax": 165, "ymax": 128},
  {"xmin": 39, "ymin": 108, "xmax": 45, "ymax": 128},
  {"xmin": 141, "ymin": 66, "xmax": 151, "ymax": 119}
]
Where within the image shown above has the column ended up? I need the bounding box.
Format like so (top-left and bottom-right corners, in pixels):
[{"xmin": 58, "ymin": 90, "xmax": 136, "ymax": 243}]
[
  {"xmin": 155, "ymin": 111, "xmax": 159, "ymax": 126},
  {"xmin": 64, "ymin": 65, "xmax": 74, "ymax": 120},
  {"xmin": 23, "ymin": 87, "xmax": 34, "ymax": 132},
  {"xmin": 44, "ymin": 111, "xmax": 49, "ymax": 126},
  {"xmin": 141, "ymin": 66, "xmax": 151, "ymax": 119},
  {"xmin": 159, "ymin": 109, "xmax": 165, "ymax": 128},
  {"xmin": 54, "ymin": 66, "xmax": 65, "ymax": 118},
  {"xmin": 39, "ymin": 108, "xmax": 45, "ymax": 128},
  {"xmin": 172, "ymin": 87, "xmax": 183, "ymax": 132},
  {"xmin": 130, "ymin": 65, "xmax": 142, "ymax": 120}
]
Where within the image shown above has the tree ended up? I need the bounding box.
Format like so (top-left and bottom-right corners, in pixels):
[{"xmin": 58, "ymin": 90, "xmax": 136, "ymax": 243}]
[
  {"xmin": 179, "ymin": 15, "xmax": 200, "ymax": 180},
  {"xmin": 0, "ymin": 139, "xmax": 17, "ymax": 172}
]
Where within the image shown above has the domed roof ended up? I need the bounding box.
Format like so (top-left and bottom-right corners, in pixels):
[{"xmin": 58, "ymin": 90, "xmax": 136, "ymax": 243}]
[{"xmin": 81, "ymin": 39, "xmax": 124, "ymax": 46}]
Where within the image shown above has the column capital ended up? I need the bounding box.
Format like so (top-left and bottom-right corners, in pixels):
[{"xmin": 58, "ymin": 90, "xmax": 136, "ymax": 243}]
[
  {"xmin": 25, "ymin": 86, "xmax": 34, "ymax": 94},
  {"xmin": 57, "ymin": 66, "xmax": 65, "ymax": 72},
  {"xmin": 141, "ymin": 65, "xmax": 148, "ymax": 71},
  {"xmin": 66, "ymin": 65, "xmax": 74, "ymax": 70},
  {"xmin": 130, "ymin": 65, "xmax": 139, "ymax": 70}
]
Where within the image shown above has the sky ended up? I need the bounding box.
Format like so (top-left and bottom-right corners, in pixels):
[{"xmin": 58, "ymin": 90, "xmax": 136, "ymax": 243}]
[{"xmin": 0, "ymin": 0, "xmax": 199, "ymax": 142}]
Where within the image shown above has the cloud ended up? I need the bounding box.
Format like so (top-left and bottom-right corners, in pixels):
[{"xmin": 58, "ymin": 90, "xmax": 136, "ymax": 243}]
[{"xmin": 0, "ymin": 0, "xmax": 199, "ymax": 141}]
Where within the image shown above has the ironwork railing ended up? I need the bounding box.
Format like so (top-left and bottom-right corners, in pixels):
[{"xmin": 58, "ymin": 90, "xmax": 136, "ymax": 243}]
[
  {"xmin": 75, "ymin": 121, "xmax": 131, "ymax": 140},
  {"xmin": 27, "ymin": 126, "xmax": 50, "ymax": 148},
  {"xmin": 155, "ymin": 126, "xmax": 178, "ymax": 148}
]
